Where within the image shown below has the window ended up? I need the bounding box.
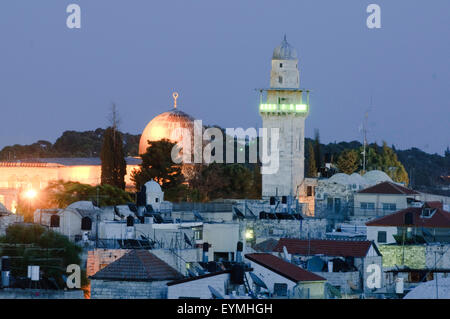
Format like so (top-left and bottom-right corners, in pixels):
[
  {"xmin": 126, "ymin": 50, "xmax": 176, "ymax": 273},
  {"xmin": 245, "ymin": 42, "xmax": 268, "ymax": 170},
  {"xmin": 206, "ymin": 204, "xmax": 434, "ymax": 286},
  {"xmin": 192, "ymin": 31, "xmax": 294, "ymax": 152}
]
[
  {"xmin": 307, "ymin": 186, "xmax": 313, "ymax": 197},
  {"xmin": 361, "ymin": 202, "xmax": 375, "ymax": 210},
  {"xmin": 377, "ymin": 231, "xmax": 387, "ymax": 243},
  {"xmin": 382, "ymin": 203, "xmax": 396, "ymax": 211},
  {"xmin": 194, "ymin": 229, "xmax": 203, "ymax": 240},
  {"xmin": 279, "ymin": 76, "xmax": 283, "ymax": 84},
  {"xmin": 421, "ymin": 208, "xmax": 435, "ymax": 218},
  {"xmin": 50, "ymin": 215, "xmax": 60, "ymax": 228},
  {"xmin": 279, "ymin": 63, "xmax": 283, "ymax": 68},
  {"xmin": 273, "ymin": 283, "xmax": 288, "ymax": 296},
  {"xmin": 81, "ymin": 216, "xmax": 92, "ymax": 231}
]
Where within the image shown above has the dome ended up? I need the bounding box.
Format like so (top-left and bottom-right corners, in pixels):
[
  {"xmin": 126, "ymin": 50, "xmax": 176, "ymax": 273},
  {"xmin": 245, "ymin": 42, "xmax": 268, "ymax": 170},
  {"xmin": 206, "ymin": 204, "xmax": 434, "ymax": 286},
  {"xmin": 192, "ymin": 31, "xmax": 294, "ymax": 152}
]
[
  {"xmin": 328, "ymin": 173, "xmax": 351, "ymax": 185},
  {"xmin": 363, "ymin": 170, "xmax": 393, "ymax": 185},
  {"xmin": 144, "ymin": 179, "xmax": 162, "ymax": 193},
  {"xmin": 272, "ymin": 35, "xmax": 298, "ymax": 60},
  {"xmin": 139, "ymin": 108, "xmax": 195, "ymax": 155},
  {"xmin": 349, "ymin": 173, "xmax": 369, "ymax": 186},
  {"xmin": 66, "ymin": 201, "xmax": 100, "ymax": 210},
  {"xmin": 404, "ymin": 277, "xmax": 450, "ymax": 299}
]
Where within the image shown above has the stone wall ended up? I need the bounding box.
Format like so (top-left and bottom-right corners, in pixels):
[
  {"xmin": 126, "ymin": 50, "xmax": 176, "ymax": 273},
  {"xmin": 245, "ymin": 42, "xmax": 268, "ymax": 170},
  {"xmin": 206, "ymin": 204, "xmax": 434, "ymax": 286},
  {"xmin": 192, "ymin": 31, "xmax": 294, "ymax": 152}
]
[
  {"xmin": 248, "ymin": 218, "xmax": 327, "ymax": 244},
  {"xmin": 315, "ymin": 271, "xmax": 361, "ymax": 294},
  {"xmin": 90, "ymin": 279, "xmax": 169, "ymax": 299},
  {"xmin": 378, "ymin": 245, "xmax": 426, "ymax": 269},
  {"xmin": 425, "ymin": 244, "xmax": 450, "ymax": 269}
]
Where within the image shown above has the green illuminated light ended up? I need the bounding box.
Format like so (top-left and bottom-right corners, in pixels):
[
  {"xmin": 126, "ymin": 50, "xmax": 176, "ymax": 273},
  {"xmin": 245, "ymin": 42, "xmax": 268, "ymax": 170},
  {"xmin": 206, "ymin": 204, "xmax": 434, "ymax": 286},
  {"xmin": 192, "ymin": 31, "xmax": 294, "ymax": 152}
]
[{"xmin": 259, "ymin": 104, "xmax": 308, "ymax": 113}]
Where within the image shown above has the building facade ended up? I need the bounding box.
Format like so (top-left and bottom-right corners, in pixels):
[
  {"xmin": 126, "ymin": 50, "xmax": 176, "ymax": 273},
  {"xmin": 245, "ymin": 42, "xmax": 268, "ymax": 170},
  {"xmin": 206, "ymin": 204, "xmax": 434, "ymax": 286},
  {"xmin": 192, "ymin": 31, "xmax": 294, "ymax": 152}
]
[{"xmin": 260, "ymin": 36, "xmax": 309, "ymax": 199}]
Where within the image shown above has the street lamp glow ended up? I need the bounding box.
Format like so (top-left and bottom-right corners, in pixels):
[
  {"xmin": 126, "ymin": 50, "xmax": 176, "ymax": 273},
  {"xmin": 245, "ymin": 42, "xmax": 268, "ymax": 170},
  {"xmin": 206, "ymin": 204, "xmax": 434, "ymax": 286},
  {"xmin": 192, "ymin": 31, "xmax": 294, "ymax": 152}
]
[{"xmin": 25, "ymin": 189, "xmax": 37, "ymax": 199}]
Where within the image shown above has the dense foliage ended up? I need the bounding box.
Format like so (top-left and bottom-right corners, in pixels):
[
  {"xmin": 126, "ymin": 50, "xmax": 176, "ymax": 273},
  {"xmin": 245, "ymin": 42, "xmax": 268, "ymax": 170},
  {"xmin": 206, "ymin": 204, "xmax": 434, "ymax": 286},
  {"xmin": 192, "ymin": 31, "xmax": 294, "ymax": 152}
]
[
  {"xmin": 0, "ymin": 128, "xmax": 139, "ymax": 159},
  {"xmin": 0, "ymin": 224, "xmax": 84, "ymax": 288},
  {"xmin": 100, "ymin": 127, "xmax": 127, "ymax": 189}
]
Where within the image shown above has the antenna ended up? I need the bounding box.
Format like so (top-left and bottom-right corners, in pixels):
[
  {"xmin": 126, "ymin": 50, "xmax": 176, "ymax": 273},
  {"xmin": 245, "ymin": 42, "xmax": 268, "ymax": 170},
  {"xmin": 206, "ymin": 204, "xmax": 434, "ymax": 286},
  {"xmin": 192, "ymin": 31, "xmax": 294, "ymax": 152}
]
[{"xmin": 193, "ymin": 210, "xmax": 203, "ymax": 221}]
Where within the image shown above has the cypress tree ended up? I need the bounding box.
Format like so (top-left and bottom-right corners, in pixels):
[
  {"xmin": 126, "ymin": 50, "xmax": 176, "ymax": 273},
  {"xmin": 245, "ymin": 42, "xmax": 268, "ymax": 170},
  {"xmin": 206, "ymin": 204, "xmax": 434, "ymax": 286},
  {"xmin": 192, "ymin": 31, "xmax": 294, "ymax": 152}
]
[
  {"xmin": 100, "ymin": 126, "xmax": 127, "ymax": 189},
  {"xmin": 306, "ymin": 141, "xmax": 317, "ymax": 178}
]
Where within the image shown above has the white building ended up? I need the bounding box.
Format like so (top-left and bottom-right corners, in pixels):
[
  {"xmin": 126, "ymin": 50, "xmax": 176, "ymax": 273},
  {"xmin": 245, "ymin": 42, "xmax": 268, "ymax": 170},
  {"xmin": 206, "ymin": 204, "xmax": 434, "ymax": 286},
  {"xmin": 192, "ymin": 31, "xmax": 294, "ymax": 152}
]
[{"xmin": 259, "ymin": 36, "xmax": 309, "ymax": 199}]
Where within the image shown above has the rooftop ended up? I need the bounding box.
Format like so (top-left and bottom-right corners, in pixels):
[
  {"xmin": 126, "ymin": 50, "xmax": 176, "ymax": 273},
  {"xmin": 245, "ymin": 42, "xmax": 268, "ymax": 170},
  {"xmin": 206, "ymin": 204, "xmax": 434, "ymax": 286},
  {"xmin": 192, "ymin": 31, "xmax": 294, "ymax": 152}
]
[
  {"xmin": 245, "ymin": 253, "xmax": 325, "ymax": 282},
  {"xmin": 274, "ymin": 238, "xmax": 378, "ymax": 258},
  {"xmin": 366, "ymin": 205, "xmax": 450, "ymax": 228},
  {"xmin": 357, "ymin": 181, "xmax": 419, "ymax": 195},
  {"xmin": 90, "ymin": 250, "xmax": 183, "ymax": 282}
]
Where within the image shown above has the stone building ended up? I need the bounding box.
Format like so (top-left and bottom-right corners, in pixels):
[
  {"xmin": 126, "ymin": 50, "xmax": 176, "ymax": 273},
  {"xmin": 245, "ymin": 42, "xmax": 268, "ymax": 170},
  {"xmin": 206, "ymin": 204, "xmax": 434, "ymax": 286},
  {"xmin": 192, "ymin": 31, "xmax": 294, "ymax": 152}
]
[
  {"xmin": 90, "ymin": 250, "xmax": 183, "ymax": 299},
  {"xmin": 0, "ymin": 158, "xmax": 140, "ymax": 212},
  {"xmin": 259, "ymin": 36, "xmax": 309, "ymax": 199}
]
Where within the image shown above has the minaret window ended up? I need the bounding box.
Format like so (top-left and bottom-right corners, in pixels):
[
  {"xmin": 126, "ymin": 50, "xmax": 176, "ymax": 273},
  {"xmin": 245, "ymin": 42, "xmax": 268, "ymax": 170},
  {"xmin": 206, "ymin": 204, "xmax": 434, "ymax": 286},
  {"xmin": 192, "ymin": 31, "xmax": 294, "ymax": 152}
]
[
  {"xmin": 280, "ymin": 63, "xmax": 283, "ymax": 68},
  {"xmin": 279, "ymin": 76, "xmax": 283, "ymax": 84}
]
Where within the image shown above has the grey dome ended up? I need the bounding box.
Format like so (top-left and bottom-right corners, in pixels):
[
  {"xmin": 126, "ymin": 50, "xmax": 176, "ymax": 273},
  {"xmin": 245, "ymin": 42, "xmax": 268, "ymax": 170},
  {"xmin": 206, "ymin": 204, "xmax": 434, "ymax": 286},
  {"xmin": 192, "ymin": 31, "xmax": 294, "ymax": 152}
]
[{"xmin": 272, "ymin": 35, "xmax": 298, "ymax": 60}]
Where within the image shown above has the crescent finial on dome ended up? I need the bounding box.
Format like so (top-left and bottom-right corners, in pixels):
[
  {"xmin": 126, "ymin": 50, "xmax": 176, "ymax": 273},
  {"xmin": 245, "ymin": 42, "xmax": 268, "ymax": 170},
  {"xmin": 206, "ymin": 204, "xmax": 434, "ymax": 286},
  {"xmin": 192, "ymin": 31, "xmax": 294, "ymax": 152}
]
[{"xmin": 173, "ymin": 92, "xmax": 179, "ymax": 109}]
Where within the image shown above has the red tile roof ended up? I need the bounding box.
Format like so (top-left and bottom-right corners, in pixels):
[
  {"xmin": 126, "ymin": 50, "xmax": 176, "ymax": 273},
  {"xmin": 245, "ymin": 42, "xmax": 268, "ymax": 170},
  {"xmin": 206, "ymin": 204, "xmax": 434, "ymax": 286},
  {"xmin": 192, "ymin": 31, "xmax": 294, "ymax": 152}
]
[
  {"xmin": 245, "ymin": 253, "xmax": 326, "ymax": 282},
  {"xmin": 91, "ymin": 250, "xmax": 183, "ymax": 281},
  {"xmin": 366, "ymin": 206, "xmax": 450, "ymax": 228},
  {"xmin": 358, "ymin": 181, "xmax": 419, "ymax": 195},
  {"xmin": 424, "ymin": 201, "xmax": 444, "ymax": 209},
  {"xmin": 274, "ymin": 238, "xmax": 377, "ymax": 258}
]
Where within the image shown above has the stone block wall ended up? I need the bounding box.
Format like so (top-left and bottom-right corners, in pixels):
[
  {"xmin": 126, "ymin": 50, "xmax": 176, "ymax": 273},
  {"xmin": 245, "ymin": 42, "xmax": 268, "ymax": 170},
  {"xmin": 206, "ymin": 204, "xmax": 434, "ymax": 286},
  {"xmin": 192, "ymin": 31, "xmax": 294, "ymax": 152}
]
[{"xmin": 90, "ymin": 279, "xmax": 169, "ymax": 299}]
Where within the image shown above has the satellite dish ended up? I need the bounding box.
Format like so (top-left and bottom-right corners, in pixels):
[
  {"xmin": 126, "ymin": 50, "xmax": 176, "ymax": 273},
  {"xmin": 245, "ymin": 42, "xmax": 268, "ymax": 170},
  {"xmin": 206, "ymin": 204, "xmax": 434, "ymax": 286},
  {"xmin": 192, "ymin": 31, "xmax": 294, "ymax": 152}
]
[
  {"xmin": 184, "ymin": 233, "xmax": 193, "ymax": 247},
  {"xmin": 233, "ymin": 207, "xmax": 245, "ymax": 219},
  {"xmin": 193, "ymin": 210, "xmax": 203, "ymax": 221},
  {"xmin": 249, "ymin": 272, "xmax": 268, "ymax": 289},
  {"xmin": 245, "ymin": 205, "xmax": 257, "ymax": 218},
  {"xmin": 421, "ymin": 228, "xmax": 434, "ymax": 243},
  {"xmin": 187, "ymin": 269, "xmax": 197, "ymax": 277},
  {"xmin": 208, "ymin": 286, "xmax": 224, "ymax": 299},
  {"xmin": 194, "ymin": 264, "xmax": 205, "ymax": 275}
]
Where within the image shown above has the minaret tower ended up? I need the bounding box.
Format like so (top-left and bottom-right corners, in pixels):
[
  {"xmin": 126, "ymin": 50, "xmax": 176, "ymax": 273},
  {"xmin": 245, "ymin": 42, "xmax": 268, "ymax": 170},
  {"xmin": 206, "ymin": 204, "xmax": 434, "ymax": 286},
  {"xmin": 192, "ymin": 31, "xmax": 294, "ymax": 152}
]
[{"xmin": 259, "ymin": 36, "xmax": 310, "ymax": 199}]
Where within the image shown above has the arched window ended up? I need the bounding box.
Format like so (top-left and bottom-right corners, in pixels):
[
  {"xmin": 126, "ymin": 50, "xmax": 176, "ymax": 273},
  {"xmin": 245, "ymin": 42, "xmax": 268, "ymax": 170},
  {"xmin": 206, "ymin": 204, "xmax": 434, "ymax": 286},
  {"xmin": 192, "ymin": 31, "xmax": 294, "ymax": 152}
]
[
  {"xmin": 50, "ymin": 215, "xmax": 60, "ymax": 228},
  {"xmin": 81, "ymin": 216, "xmax": 92, "ymax": 231}
]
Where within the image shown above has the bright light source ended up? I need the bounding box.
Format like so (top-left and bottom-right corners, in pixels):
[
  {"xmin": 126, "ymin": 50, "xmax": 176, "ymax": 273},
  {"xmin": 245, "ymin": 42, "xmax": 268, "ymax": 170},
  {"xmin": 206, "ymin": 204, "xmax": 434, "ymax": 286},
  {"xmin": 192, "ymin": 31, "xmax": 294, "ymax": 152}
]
[
  {"xmin": 245, "ymin": 229, "xmax": 254, "ymax": 240},
  {"xmin": 25, "ymin": 189, "xmax": 37, "ymax": 199}
]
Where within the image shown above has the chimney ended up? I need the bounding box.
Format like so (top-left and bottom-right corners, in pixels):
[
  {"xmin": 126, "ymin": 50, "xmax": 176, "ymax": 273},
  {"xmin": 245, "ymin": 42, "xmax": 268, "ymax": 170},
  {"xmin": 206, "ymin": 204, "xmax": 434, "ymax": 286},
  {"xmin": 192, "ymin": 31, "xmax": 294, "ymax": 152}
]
[
  {"xmin": 202, "ymin": 242, "xmax": 209, "ymax": 263},
  {"xmin": 236, "ymin": 241, "xmax": 243, "ymax": 263},
  {"xmin": 1, "ymin": 256, "xmax": 11, "ymax": 288}
]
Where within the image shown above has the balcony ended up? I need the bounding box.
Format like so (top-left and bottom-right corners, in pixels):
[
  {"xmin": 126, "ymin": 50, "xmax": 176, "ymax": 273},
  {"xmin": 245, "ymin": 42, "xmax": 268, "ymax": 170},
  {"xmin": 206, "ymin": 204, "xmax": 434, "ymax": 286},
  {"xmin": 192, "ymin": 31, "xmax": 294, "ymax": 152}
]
[{"xmin": 259, "ymin": 103, "xmax": 308, "ymax": 114}]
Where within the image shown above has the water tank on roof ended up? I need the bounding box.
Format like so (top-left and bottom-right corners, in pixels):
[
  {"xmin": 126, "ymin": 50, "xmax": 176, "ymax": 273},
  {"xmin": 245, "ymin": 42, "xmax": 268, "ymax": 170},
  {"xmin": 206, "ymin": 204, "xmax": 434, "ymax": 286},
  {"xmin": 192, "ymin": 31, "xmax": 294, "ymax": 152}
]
[{"xmin": 230, "ymin": 264, "xmax": 245, "ymax": 285}]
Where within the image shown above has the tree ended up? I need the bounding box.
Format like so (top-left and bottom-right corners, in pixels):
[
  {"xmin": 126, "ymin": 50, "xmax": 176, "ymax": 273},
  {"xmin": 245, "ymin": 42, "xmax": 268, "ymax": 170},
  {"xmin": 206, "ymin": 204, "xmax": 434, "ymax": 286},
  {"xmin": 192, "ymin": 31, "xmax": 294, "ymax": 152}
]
[
  {"xmin": 306, "ymin": 141, "xmax": 317, "ymax": 177},
  {"xmin": 100, "ymin": 127, "xmax": 127, "ymax": 189},
  {"xmin": 314, "ymin": 129, "xmax": 322, "ymax": 171},
  {"xmin": 362, "ymin": 141, "xmax": 409, "ymax": 185},
  {"xmin": 337, "ymin": 149, "xmax": 359, "ymax": 174},
  {"xmin": 187, "ymin": 163, "xmax": 258, "ymax": 202},
  {"xmin": 0, "ymin": 224, "xmax": 85, "ymax": 289},
  {"xmin": 131, "ymin": 139, "xmax": 185, "ymax": 200}
]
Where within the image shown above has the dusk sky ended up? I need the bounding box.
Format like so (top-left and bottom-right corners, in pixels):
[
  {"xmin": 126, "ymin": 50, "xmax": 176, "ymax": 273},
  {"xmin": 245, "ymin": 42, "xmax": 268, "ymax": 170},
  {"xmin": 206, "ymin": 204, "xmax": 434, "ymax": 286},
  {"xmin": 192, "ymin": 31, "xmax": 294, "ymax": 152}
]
[{"xmin": 0, "ymin": 0, "xmax": 448, "ymax": 154}]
